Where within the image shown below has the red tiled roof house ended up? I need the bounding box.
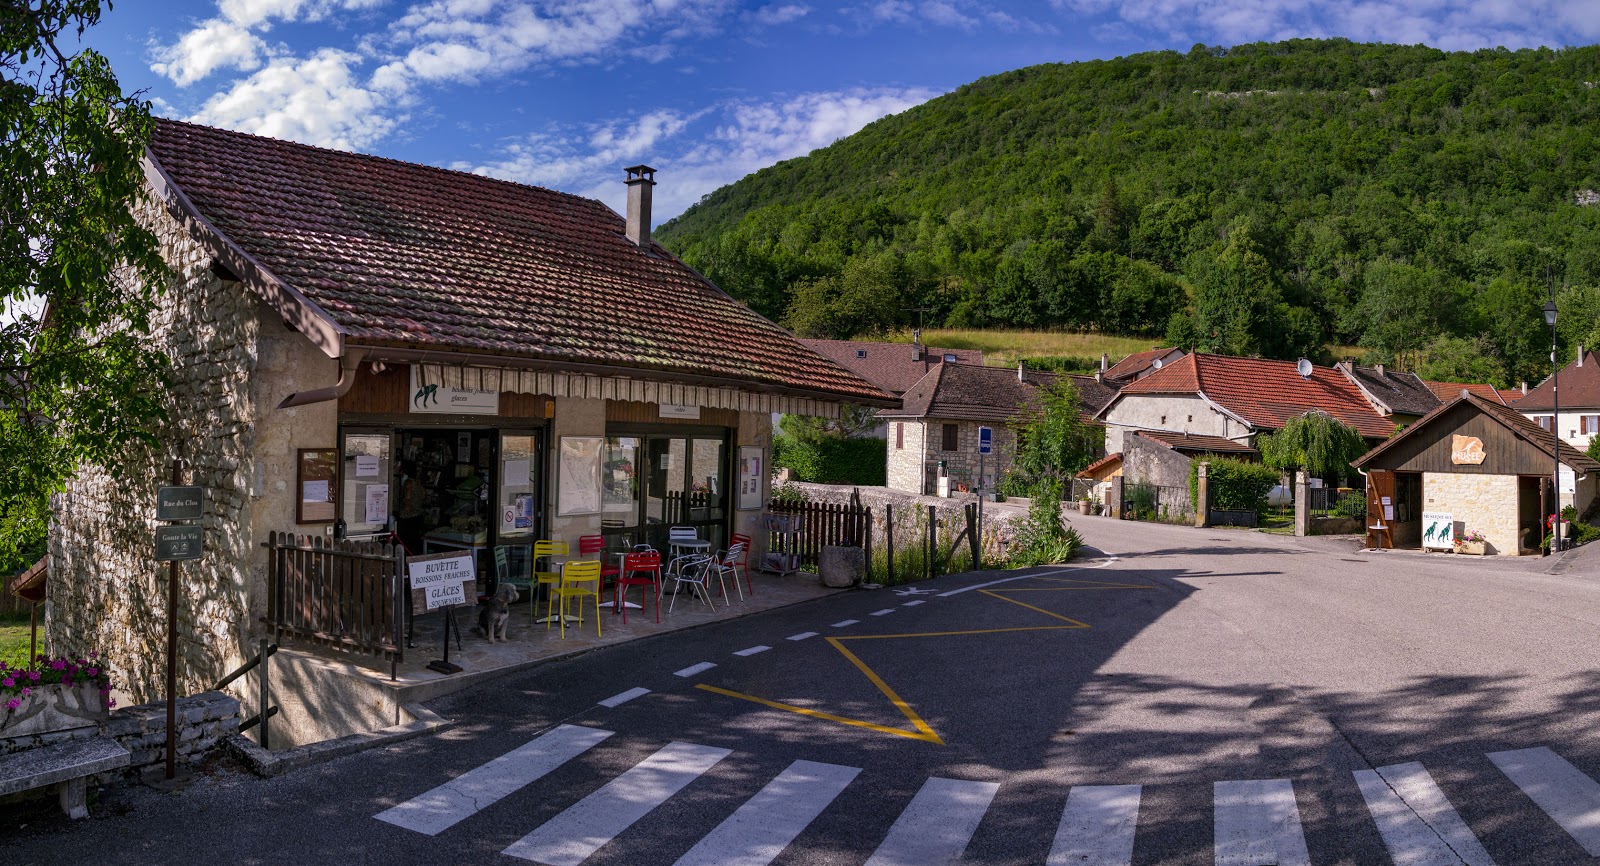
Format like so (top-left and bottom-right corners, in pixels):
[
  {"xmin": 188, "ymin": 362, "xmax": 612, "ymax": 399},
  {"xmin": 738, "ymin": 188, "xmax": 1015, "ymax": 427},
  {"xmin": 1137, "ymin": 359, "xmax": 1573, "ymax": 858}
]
[{"xmin": 47, "ymin": 120, "xmax": 892, "ymax": 720}]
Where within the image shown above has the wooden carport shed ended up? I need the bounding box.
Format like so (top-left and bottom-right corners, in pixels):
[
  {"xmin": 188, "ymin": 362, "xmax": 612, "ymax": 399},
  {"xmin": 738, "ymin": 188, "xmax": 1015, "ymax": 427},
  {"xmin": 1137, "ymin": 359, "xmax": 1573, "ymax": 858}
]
[{"xmin": 1351, "ymin": 393, "xmax": 1600, "ymax": 556}]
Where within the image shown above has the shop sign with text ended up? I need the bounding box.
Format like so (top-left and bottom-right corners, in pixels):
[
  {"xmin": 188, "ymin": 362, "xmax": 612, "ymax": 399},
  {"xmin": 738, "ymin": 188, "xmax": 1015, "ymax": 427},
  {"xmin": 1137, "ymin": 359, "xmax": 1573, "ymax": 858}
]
[{"xmin": 410, "ymin": 367, "xmax": 499, "ymax": 415}]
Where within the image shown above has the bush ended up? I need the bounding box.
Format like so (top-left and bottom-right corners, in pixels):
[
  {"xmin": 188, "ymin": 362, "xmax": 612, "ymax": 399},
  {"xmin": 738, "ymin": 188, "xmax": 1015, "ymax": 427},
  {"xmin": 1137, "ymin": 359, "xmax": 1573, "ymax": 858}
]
[
  {"xmin": 773, "ymin": 435, "xmax": 886, "ymax": 485},
  {"xmin": 1009, "ymin": 477, "xmax": 1084, "ymax": 566},
  {"xmin": 1189, "ymin": 455, "xmax": 1279, "ymax": 514},
  {"xmin": 770, "ymin": 481, "xmax": 810, "ymax": 506}
]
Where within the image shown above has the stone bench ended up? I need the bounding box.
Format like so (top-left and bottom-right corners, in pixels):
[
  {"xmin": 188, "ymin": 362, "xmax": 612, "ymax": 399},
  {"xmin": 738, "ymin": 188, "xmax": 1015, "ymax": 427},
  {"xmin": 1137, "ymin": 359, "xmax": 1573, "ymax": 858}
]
[{"xmin": 0, "ymin": 736, "xmax": 130, "ymax": 819}]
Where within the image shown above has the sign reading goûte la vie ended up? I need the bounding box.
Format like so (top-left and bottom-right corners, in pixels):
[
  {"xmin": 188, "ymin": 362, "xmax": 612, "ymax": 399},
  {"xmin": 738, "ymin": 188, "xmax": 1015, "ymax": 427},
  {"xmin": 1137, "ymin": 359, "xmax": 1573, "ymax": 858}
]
[{"xmin": 407, "ymin": 551, "xmax": 475, "ymax": 611}]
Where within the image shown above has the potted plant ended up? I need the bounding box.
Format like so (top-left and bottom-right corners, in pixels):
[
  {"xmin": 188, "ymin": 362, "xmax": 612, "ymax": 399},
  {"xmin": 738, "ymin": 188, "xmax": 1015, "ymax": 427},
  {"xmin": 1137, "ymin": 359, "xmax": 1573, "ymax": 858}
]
[
  {"xmin": 1453, "ymin": 530, "xmax": 1487, "ymax": 555},
  {"xmin": 1, "ymin": 652, "xmax": 116, "ymax": 739},
  {"xmin": 1078, "ymin": 496, "xmax": 1092, "ymax": 515}
]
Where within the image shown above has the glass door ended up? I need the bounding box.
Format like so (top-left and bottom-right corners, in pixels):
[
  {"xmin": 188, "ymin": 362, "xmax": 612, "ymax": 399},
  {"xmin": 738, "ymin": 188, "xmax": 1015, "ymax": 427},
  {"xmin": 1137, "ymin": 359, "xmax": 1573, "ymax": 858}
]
[
  {"xmin": 340, "ymin": 428, "xmax": 394, "ymax": 538},
  {"xmin": 493, "ymin": 430, "xmax": 541, "ymax": 593}
]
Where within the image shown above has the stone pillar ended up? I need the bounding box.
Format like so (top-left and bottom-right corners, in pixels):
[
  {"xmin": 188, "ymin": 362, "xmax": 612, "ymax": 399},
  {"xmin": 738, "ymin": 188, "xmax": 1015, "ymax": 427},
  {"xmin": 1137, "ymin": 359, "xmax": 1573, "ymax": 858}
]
[
  {"xmin": 1108, "ymin": 476, "xmax": 1124, "ymax": 519},
  {"xmin": 1294, "ymin": 470, "xmax": 1310, "ymax": 537},
  {"xmin": 1194, "ymin": 462, "xmax": 1210, "ymax": 528}
]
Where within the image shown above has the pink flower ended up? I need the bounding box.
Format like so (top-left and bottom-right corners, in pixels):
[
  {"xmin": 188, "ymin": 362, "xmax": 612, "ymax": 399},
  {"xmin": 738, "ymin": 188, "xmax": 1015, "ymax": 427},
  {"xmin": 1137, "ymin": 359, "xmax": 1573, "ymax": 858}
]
[
  {"xmin": 4, "ymin": 698, "xmax": 17, "ymax": 710},
  {"xmin": 107, "ymin": 698, "xmax": 116, "ymax": 708},
  {"xmin": 87, "ymin": 668, "xmax": 98, "ymax": 677},
  {"xmin": 26, "ymin": 671, "xmax": 39, "ymax": 682},
  {"xmin": 50, "ymin": 660, "xmax": 64, "ymax": 671},
  {"xmin": 1, "ymin": 677, "xmax": 12, "ymax": 688},
  {"xmin": 20, "ymin": 687, "xmax": 29, "ymax": 696}
]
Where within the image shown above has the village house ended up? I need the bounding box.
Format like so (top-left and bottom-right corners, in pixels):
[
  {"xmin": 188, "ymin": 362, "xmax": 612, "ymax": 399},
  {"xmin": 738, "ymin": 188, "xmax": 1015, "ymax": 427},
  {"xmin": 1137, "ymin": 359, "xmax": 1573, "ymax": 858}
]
[
  {"xmin": 1515, "ymin": 347, "xmax": 1600, "ymax": 513},
  {"xmin": 796, "ymin": 337, "xmax": 979, "ymax": 437},
  {"xmin": 1101, "ymin": 347, "xmax": 1187, "ymax": 384},
  {"xmin": 879, "ymin": 363, "xmax": 1117, "ymax": 496},
  {"xmin": 1336, "ymin": 362, "xmax": 1441, "ymax": 426},
  {"xmin": 46, "ymin": 119, "xmax": 892, "ymax": 711},
  {"xmin": 1353, "ymin": 392, "xmax": 1599, "ymax": 555}
]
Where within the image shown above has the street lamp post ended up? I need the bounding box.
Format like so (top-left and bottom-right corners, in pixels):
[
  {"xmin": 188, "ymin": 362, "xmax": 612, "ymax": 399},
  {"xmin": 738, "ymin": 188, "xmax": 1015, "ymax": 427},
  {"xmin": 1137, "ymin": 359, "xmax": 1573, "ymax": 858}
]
[{"xmin": 1544, "ymin": 294, "xmax": 1561, "ymax": 555}]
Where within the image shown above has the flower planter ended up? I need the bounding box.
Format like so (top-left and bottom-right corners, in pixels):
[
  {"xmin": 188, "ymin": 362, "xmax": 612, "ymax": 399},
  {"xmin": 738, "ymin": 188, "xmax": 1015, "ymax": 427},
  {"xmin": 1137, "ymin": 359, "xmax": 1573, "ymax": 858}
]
[
  {"xmin": 1453, "ymin": 541, "xmax": 1486, "ymax": 556},
  {"xmin": 0, "ymin": 682, "xmax": 108, "ymax": 740},
  {"xmin": 1078, "ymin": 500, "xmax": 1092, "ymax": 515}
]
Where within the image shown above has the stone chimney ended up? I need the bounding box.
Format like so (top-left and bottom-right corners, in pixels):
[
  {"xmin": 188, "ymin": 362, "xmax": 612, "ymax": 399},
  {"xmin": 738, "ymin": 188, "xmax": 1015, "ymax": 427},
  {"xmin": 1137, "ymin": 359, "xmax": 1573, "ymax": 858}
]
[
  {"xmin": 1521, "ymin": 381, "xmax": 1528, "ymax": 394},
  {"xmin": 1375, "ymin": 363, "xmax": 1386, "ymax": 377},
  {"xmin": 1100, "ymin": 353, "xmax": 1109, "ymax": 372},
  {"xmin": 911, "ymin": 328, "xmax": 925, "ymax": 362},
  {"xmin": 1580, "ymin": 344, "xmax": 1587, "ymax": 366},
  {"xmin": 624, "ymin": 165, "xmax": 656, "ymax": 248},
  {"xmin": 1017, "ymin": 361, "xmax": 1025, "ymax": 382}
]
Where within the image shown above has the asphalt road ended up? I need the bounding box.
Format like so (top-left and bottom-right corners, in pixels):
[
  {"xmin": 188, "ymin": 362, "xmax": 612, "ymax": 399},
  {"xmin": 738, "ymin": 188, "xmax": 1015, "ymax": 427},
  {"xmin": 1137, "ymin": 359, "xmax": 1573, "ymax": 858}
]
[{"xmin": 7, "ymin": 518, "xmax": 1600, "ymax": 865}]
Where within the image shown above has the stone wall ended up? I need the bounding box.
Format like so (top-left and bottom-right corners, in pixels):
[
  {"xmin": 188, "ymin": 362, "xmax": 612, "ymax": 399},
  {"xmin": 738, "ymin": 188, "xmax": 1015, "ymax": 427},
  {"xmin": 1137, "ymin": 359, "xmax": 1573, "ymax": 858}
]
[
  {"xmin": 1123, "ymin": 434, "xmax": 1194, "ymax": 490},
  {"xmin": 886, "ymin": 420, "xmax": 927, "ymax": 495},
  {"xmin": 1102, "ymin": 393, "xmax": 1238, "ymax": 455},
  {"xmin": 1422, "ymin": 472, "xmax": 1522, "ymax": 555},
  {"xmin": 928, "ymin": 419, "xmax": 1017, "ymax": 494},
  {"xmin": 100, "ymin": 691, "xmax": 240, "ymax": 776},
  {"xmin": 49, "ymin": 194, "xmax": 265, "ymax": 704},
  {"xmin": 792, "ymin": 482, "xmax": 1024, "ymax": 565}
]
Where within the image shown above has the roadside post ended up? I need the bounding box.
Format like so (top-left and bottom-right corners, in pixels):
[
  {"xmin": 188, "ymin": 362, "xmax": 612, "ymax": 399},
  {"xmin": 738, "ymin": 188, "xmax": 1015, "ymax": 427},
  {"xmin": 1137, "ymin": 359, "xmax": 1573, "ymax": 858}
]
[
  {"xmin": 977, "ymin": 426, "xmax": 992, "ymax": 550},
  {"xmin": 407, "ymin": 551, "xmax": 474, "ymax": 674},
  {"xmin": 154, "ymin": 467, "xmax": 204, "ymax": 781}
]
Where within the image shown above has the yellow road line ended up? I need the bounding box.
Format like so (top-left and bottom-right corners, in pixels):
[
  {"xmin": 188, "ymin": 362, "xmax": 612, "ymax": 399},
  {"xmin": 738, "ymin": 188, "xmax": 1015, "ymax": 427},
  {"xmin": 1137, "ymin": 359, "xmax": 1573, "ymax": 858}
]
[{"xmin": 696, "ymin": 576, "xmax": 1127, "ymax": 744}]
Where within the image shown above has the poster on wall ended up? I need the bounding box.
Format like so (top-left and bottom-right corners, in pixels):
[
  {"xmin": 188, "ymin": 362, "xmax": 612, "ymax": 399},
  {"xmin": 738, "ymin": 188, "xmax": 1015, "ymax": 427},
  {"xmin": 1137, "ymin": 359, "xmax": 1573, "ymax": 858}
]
[
  {"xmin": 737, "ymin": 446, "xmax": 763, "ymax": 510},
  {"xmin": 296, "ymin": 448, "xmax": 337, "ymax": 524},
  {"xmin": 557, "ymin": 436, "xmax": 602, "ymax": 516},
  {"xmin": 1421, "ymin": 511, "xmax": 1454, "ymax": 550}
]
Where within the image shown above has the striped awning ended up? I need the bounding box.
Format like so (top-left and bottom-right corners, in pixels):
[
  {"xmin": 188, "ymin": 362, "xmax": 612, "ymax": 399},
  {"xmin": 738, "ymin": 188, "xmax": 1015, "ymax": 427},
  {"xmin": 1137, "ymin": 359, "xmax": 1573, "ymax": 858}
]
[{"xmin": 417, "ymin": 364, "xmax": 843, "ymax": 418}]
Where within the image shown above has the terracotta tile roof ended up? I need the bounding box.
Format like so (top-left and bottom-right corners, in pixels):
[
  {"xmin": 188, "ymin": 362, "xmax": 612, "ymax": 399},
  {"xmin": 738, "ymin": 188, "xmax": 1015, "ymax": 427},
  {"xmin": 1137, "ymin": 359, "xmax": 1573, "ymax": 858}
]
[
  {"xmin": 1342, "ymin": 365, "xmax": 1440, "ymax": 417},
  {"xmin": 1497, "ymin": 388, "xmax": 1526, "ymax": 405},
  {"xmin": 1424, "ymin": 381, "xmax": 1508, "ymax": 405},
  {"xmin": 1078, "ymin": 452, "xmax": 1123, "ymax": 478},
  {"xmin": 799, "ymin": 339, "xmax": 980, "ymax": 395},
  {"xmin": 880, "ymin": 364, "xmax": 1118, "ymax": 422},
  {"xmin": 1119, "ymin": 353, "xmax": 1394, "ymax": 439},
  {"xmin": 1135, "ymin": 430, "xmax": 1258, "ymax": 455},
  {"xmin": 1515, "ymin": 351, "xmax": 1600, "ymax": 410},
  {"xmin": 1104, "ymin": 347, "xmax": 1182, "ymax": 381},
  {"xmin": 145, "ymin": 119, "xmax": 891, "ymax": 405},
  {"xmin": 1354, "ymin": 392, "xmax": 1600, "ymax": 474}
]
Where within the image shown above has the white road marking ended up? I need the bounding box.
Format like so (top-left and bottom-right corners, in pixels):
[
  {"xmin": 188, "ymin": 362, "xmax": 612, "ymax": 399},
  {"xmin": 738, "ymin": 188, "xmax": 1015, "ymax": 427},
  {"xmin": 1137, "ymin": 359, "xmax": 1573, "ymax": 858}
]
[
  {"xmin": 672, "ymin": 760, "xmax": 861, "ymax": 866},
  {"xmin": 936, "ymin": 554, "xmax": 1118, "ymax": 597},
  {"xmin": 870, "ymin": 609, "xmax": 895, "ymax": 616},
  {"xmin": 1213, "ymin": 779, "xmax": 1311, "ymax": 866},
  {"xmin": 1489, "ymin": 746, "xmax": 1600, "ymax": 856},
  {"xmin": 598, "ymin": 687, "xmax": 650, "ymax": 708},
  {"xmin": 864, "ymin": 777, "xmax": 1000, "ymax": 866},
  {"xmin": 734, "ymin": 645, "xmax": 771, "ymax": 657},
  {"xmin": 503, "ymin": 741, "xmax": 731, "ymax": 865},
  {"xmin": 374, "ymin": 724, "xmax": 613, "ymax": 836},
  {"xmin": 786, "ymin": 632, "xmax": 819, "ymax": 641},
  {"xmin": 901, "ymin": 600, "xmax": 925, "ymax": 607},
  {"xmin": 1354, "ymin": 762, "xmax": 1496, "ymax": 866},
  {"xmin": 1047, "ymin": 784, "xmax": 1141, "ymax": 866},
  {"xmin": 675, "ymin": 662, "xmax": 717, "ymax": 677},
  {"xmin": 832, "ymin": 619, "xmax": 860, "ymax": 627}
]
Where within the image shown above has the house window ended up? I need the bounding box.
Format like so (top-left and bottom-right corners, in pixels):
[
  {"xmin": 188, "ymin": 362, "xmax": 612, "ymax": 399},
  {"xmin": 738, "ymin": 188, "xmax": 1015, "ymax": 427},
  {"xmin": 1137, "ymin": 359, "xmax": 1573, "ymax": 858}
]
[
  {"xmin": 1538, "ymin": 416, "xmax": 1551, "ymax": 430},
  {"xmin": 1583, "ymin": 415, "xmax": 1600, "ymax": 435},
  {"xmin": 896, "ymin": 422, "xmax": 903, "ymax": 450},
  {"xmin": 943, "ymin": 353, "xmax": 957, "ymax": 362},
  {"xmin": 942, "ymin": 423, "xmax": 959, "ymax": 452},
  {"xmin": 856, "ymin": 349, "xmax": 867, "ymax": 359}
]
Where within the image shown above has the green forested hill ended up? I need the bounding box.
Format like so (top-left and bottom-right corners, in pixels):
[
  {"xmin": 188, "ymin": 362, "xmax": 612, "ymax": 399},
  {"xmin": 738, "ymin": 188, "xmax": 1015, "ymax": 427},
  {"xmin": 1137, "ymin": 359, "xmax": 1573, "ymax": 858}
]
[{"xmin": 656, "ymin": 39, "xmax": 1600, "ymax": 387}]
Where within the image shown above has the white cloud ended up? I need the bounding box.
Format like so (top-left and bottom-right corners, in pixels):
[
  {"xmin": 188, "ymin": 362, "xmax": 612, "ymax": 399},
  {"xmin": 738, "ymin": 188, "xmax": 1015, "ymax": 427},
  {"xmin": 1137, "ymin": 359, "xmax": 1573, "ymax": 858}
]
[
  {"xmin": 1058, "ymin": 0, "xmax": 1600, "ymax": 49},
  {"xmin": 466, "ymin": 87, "xmax": 938, "ymax": 222},
  {"xmin": 187, "ymin": 49, "xmax": 397, "ymax": 151},
  {"xmin": 751, "ymin": 3, "xmax": 810, "ymax": 25},
  {"xmin": 150, "ymin": 19, "xmax": 266, "ymax": 86}
]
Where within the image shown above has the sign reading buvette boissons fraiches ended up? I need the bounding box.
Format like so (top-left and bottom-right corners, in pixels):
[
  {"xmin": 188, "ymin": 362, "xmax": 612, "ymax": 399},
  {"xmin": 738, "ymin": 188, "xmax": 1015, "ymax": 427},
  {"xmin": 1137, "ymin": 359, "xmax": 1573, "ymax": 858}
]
[{"xmin": 407, "ymin": 551, "xmax": 474, "ymax": 611}]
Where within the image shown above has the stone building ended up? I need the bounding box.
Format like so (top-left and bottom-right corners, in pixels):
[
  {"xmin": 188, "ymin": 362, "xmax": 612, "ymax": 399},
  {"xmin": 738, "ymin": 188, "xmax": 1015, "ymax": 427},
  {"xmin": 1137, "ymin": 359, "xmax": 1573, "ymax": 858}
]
[
  {"xmin": 879, "ymin": 363, "xmax": 1117, "ymax": 496},
  {"xmin": 1516, "ymin": 347, "xmax": 1600, "ymax": 508},
  {"xmin": 795, "ymin": 337, "xmax": 979, "ymax": 438},
  {"xmin": 48, "ymin": 119, "xmax": 889, "ymax": 705},
  {"xmin": 1352, "ymin": 392, "xmax": 1599, "ymax": 555}
]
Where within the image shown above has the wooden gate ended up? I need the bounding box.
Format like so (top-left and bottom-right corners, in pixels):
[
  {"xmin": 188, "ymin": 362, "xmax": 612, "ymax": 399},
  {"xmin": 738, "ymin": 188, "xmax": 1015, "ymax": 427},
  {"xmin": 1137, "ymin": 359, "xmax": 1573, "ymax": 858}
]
[{"xmin": 263, "ymin": 532, "xmax": 405, "ymax": 668}]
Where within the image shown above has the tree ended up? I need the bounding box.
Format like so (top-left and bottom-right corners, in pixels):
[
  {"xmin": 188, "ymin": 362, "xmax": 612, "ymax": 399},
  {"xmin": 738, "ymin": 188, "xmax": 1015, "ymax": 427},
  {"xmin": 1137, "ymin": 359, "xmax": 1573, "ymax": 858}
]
[
  {"xmin": 1255, "ymin": 411, "xmax": 1369, "ymax": 485},
  {"xmin": 1008, "ymin": 378, "xmax": 1100, "ymax": 485},
  {"xmin": 0, "ymin": 3, "xmax": 167, "ymax": 570}
]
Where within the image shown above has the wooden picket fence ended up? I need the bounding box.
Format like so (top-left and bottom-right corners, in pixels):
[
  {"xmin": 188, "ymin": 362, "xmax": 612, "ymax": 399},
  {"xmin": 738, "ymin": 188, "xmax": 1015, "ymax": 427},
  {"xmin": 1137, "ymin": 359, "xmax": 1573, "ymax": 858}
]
[
  {"xmin": 263, "ymin": 532, "xmax": 405, "ymax": 674},
  {"xmin": 767, "ymin": 497, "xmax": 872, "ymax": 570}
]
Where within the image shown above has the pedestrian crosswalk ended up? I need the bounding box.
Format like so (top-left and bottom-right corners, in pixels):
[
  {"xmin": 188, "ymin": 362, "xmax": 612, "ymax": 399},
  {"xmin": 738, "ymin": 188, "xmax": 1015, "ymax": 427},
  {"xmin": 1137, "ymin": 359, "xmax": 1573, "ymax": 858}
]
[{"xmin": 374, "ymin": 725, "xmax": 1600, "ymax": 865}]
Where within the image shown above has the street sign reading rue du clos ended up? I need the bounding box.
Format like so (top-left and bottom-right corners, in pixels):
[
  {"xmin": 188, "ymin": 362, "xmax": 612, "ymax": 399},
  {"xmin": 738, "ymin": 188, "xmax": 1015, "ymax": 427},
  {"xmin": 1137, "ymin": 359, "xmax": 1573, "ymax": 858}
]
[{"xmin": 156, "ymin": 486, "xmax": 204, "ymax": 522}]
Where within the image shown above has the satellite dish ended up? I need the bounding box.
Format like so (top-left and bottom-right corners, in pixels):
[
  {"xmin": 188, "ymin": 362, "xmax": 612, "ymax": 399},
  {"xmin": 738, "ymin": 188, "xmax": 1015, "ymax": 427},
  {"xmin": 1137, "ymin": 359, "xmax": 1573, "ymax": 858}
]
[{"xmin": 1296, "ymin": 358, "xmax": 1313, "ymax": 379}]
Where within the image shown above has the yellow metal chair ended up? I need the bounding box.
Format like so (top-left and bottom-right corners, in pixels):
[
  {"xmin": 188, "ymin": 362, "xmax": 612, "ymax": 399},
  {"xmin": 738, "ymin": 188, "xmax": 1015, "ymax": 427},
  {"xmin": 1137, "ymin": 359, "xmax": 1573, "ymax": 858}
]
[
  {"xmin": 552, "ymin": 560, "xmax": 603, "ymax": 639},
  {"xmin": 533, "ymin": 540, "xmax": 569, "ymax": 624}
]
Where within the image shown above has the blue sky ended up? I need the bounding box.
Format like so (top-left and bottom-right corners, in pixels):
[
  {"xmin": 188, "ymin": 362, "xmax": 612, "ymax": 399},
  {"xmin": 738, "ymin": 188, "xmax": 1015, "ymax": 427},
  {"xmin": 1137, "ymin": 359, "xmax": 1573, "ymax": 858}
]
[{"xmin": 87, "ymin": 0, "xmax": 1600, "ymax": 223}]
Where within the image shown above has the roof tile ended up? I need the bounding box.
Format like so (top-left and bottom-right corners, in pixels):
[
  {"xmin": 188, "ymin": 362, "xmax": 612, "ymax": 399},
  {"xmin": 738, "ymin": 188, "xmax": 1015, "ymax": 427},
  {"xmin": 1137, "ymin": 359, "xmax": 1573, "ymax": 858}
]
[{"xmin": 1122, "ymin": 353, "xmax": 1394, "ymax": 438}]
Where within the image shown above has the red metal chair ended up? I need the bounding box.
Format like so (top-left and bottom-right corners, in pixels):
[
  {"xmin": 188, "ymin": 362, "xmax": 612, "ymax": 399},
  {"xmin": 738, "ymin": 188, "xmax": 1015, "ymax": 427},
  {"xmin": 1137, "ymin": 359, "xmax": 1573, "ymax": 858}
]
[
  {"xmin": 730, "ymin": 533, "xmax": 754, "ymax": 597},
  {"xmin": 579, "ymin": 534, "xmax": 620, "ymax": 584},
  {"xmin": 615, "ymin": 550, "xmax": 661, "ymax": 624}
]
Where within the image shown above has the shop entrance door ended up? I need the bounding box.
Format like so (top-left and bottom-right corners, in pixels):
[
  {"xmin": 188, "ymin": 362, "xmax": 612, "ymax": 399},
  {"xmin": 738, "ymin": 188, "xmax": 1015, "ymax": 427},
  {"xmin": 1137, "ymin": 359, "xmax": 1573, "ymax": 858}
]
[{"xmin": 602, "ymin": 433, "xmax": 728, "ymax": 555}]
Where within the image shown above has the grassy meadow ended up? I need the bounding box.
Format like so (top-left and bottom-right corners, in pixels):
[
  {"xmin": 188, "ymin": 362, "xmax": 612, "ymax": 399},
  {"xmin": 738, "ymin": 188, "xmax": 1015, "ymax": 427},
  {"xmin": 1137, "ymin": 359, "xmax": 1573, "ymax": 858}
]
[{"xmin": 884, "ymin": 330, "xmax": 1163, "ymax": 369}]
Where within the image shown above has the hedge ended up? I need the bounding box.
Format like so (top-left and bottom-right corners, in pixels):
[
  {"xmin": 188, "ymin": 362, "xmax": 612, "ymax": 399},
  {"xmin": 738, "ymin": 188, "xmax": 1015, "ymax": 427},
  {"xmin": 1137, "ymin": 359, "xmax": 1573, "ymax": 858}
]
[
  {"xmin": 773, "ymin": 435, "xmax": 887, "ymax": 486},
  {"xmin": 1188, "ymin": 455, "xmax": 1278, "ymax": 514}
]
